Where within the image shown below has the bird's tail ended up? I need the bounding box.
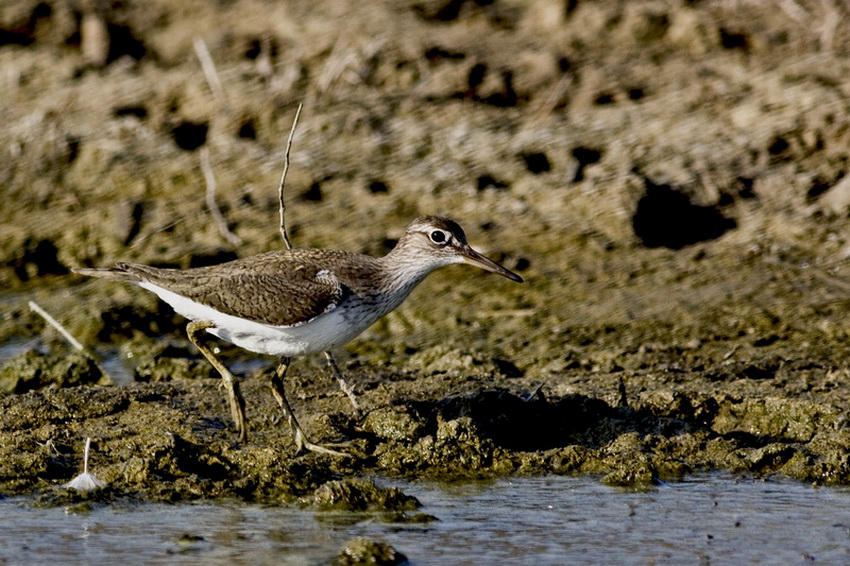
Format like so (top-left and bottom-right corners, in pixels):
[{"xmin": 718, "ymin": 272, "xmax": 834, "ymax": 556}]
[{"xmin": 72, "ymin": 265, "xmax": 143, "ymax": 283}]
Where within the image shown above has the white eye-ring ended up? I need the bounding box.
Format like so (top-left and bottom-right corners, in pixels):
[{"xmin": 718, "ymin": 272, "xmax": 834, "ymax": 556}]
[{"xmin": 429, "ymin": 229, "xmax": 450, "ymax": 245}]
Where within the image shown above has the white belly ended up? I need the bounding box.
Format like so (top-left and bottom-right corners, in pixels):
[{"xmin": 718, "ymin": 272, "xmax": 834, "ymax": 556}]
[{"xmin": 139, "ymin": 282, "xmax": 377, "ymax": 356}]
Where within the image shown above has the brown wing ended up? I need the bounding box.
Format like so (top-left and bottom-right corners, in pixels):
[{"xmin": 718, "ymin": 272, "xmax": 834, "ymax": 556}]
[{"xmin": 116, "ymin": 251, "xmax": 349, "ymax": 327}]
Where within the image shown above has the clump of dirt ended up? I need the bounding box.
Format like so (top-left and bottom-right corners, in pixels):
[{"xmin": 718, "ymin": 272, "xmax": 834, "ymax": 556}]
[
  {"xmin": 337, "ymin": 537, "xmax": 408, "ymax": 566},
  {"xmin": 0, "ymin": 350, "xmax": 111, "ymax": 393},
  {"xmin": 128, "ymin": 340, "xmax": 215, "ymax": 382},
  {"xmin": 307, "ymin": 477, "xmax": 420, "ymax": 512},
  {"xmin": 5, "ymin": 0, "xmax": 850, "ymax": 501}
]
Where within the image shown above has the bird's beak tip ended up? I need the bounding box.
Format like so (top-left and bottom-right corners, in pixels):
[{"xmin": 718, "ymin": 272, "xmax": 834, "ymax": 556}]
[{"xmin": 462, "ymin": 248, "xmax": 524, "ymax": 283}]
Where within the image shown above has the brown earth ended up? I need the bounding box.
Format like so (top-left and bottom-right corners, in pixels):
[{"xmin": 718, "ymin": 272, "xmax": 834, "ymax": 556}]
[{"xmin": 4, "ymin": 0, "xmax": 850, "ymax": 503}]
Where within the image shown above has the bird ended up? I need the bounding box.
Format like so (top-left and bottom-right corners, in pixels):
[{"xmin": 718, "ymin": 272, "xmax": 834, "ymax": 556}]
[{"xmin": 74, "ymin": 215, "xmax": 524, "ymax": 456}]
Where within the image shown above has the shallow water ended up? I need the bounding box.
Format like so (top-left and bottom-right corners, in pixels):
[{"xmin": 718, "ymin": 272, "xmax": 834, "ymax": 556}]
[{"xmin": 3, "ymin": 474, "xmax": 850, "ymax": 565}]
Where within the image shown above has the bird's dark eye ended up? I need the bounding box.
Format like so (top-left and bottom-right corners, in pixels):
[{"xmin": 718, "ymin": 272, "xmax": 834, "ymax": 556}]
[{"xmin": 429, "ymin": 230, "xmax": 449, "ymax": 245}]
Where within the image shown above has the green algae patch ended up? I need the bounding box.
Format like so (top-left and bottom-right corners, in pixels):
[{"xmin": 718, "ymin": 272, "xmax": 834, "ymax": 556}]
[
  {"xmin": 2, "ymin": 372, "xmax": 850, "ymax": 502},
  {"xmin": 33, "ymin": 485, "xmax": 125, "ymax": 509},
  {"xmin": 0, "ymin": 350, "xmax": 111, "ymax": 393},
  {"xmin": 372, "ymin": 414, "xmax": 511, "ymax": 479},
  {"xmin": 710, "ymin": 397, "xmax": 842, "ymax": 443},
  {"xmin": 128, "ymin": 341, "xmax": 215, "ymax": 382},
  {"xmin": 307, "ymin": 478, "xmax": 420, "ymax": 512},
  {"xmin": 359, "ymin": 406, "xmax": 427, "ymax": 442},
  {"xmin": 405, "ymin": 344, "xmax": 522, "ymax": 378},
  {"xmin": 601, "ymin": 465, "xmax": 658, "ymax": 488},
  {"xmin": 337, "ymin": 537, "xmax": 408, "ymax": 566}
]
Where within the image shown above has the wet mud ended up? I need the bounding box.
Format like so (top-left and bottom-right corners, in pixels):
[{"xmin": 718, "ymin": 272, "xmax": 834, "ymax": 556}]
[{"xmin": 5, "ymin": 0, "xmax": 850, "ymax": 504}]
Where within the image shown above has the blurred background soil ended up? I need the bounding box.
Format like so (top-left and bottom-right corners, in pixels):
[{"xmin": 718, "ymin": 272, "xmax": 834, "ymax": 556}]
[{"xmin": 5, "ymin": 0, "xmax": 850, "ymax": 498}]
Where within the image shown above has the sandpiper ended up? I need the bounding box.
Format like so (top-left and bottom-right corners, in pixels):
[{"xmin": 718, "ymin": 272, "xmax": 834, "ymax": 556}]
[{"xmin": 74, "ymin": 215, "xmax": 523, "ymax": 455}]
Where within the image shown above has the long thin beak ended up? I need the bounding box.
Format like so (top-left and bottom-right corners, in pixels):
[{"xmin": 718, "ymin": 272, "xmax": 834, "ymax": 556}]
[{"xmin": 461, "ymin": 246, "xmax": 524, "ymax": 283}]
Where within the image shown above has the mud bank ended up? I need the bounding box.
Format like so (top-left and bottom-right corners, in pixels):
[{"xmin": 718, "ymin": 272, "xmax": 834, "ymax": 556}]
[{"xmin": 5, "ymin": 0, "xmax": 850, "ymax": 502}]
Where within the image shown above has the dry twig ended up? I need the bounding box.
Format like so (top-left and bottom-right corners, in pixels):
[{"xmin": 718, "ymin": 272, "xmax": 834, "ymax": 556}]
[
  {"xmin": 272, "ymin": 104, "xmax": 362, "ymax": 414},
  {"xmin": 28, "ymin": 300, "xmax": 85, "ymax": 351},
  {"xmin": 29, "ymin": 300, "xmax": 113, "ymax": 382},
  {"xmin": 193, "ymin": 36, "xmax": 227, "ymax": 105},
  {"xmin": 818, "ymin": 0, "xmax": 840, "ymax": 51},
  {"xmin": 278, "ymin": 103, "xmax": 303, "ymax": 250},
  {"xmin": 200, "ymin": 147, "xmax": 242, "ymax": 246}
]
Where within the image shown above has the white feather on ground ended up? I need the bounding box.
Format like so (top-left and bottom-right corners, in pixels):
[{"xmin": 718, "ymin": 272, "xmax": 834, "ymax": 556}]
[{"xmin": 64, "ymin": 437, "xmax": 107, "ymax": 492}]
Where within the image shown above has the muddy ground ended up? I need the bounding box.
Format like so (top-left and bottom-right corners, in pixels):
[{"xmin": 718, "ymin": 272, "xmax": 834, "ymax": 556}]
[{"xmin": 5, "ymin": 0, "xmax": 850, "ymax": 505}]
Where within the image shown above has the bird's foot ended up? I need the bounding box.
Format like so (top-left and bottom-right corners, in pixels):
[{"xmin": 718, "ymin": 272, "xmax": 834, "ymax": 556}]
[
  {"xmin": 294, "ymin": 432, "xmax": 352, "ymax": 458},
  {"xmin": 298, "ymin": 440, "xmax": 352, "ymax": 458}
]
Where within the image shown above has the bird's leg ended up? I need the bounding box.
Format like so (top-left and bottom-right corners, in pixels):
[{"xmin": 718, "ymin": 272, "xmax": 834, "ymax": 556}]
[
  {"xmin": 187, "ymin": 320, "xmax": 249, "ymax": 442},
  {"xmin": 269, "ymin": 357, "xmax": 349, "ymax": 457},
  {"xmin": 323, "ymin": 351, "xmax": 361, "ymax": 415}
]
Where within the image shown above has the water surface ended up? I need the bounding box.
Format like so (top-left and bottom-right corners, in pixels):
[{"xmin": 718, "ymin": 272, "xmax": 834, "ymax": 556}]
[{"xmin": 3, "ymin": 474, "xmax": 850, "ymax": 565}]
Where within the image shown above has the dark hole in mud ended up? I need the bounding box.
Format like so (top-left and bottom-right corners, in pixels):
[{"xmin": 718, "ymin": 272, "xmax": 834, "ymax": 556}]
[
  {"xmin": 244, "ymin": 37, "xmax": 277, "ymax": 60},
  {"xmin": 302, "ymin": 182, "xmax": 323, "ymax": 202},
  {"xmin": 0, "ymin": 28, "xmax": 34, "ymax": 46},
  {"xmin": 413, "ymin": 0, "xmax": 465, "ymax": 22},
  {"xmin": 66, "ymin": 136, "xmax": 80, "ymax": 163},
  {"xmin": 720, "ymin": 29, "xmax": 749, "ymax": 51},
  {"xmin": 105, "ymin": 23, "xmax": 147, "ymax": 63},
  {"xmin": 721, "ymin": 431, "xmax": 771, "ymax": 448},
  {"xmin": 632, "ymin": 176, "xmax": 737, "ymax": 249},
  {"xmin": 741, "ymin": 364, "xmax": 777, "ymax": 380},
  {"xmin": 492, "ymin": 358, "xmax": 523, "ymax": 378},
  {"xmin": 482, "ymin": 71, "xmax": 517, "ymax": 107},
  {"xmin": 641, "ymin": 13, "xmax": 670, "ymax": 41},
  {"xmin": 430, "ymin": 389, "xmax": 617, "ymax": 451},
  {"xmin": 807, "ymin": 179, "xmax": 832, "ymax": 201},
  {"xmin": 520, "ymin": 151, "xmax": 551, "ymax": 174},
  {"xmin": 753, "ymin": 334, "xmax": 779, "ymax": 347},
  {"xmin": 245, "ymin": 39, "xmax": 262, "ymax": 59},
  {"xmin": 468, "ymin": 63, "xmax": 487, "ymax": 89},
  {"xmin": 424, "ymin": 46, "xmax": 465, "ymax": 63},
  {"xmin": 707, "ymin": 360, "xmax": 780, "ymax": 382},
  {"xmin": 170, "ymin": 121, "xmax": 208, "ymax": 151},
  {"xmin": 458, "ymin": 64, "xmax": 517, "ymax": 106},
  {"xmin": 114, "ymin": 200, "xmax": 144, "ymax": 246},
  {"xmin": 238, "ymin": 118, "xmax": 257, "ymax": 139},
  {"xmin": 45, "ymin": 455, "xmax": 74, "ymax": 480},
  {"xmin": 628, "ymin": 87, "xmax": 646, "ymax": 100},
  {"xmin": 768, "ymin": 136, "xmax": 789, "ymax": 155},
  {"xmin": 0, "ymin": 2, "xmax": 49, "ymax": 46},
  {"xmin": 571, "ymin": 147, "xmax": 602, "ymax": 182},
  {"xmin": 737, "ymin": 176, "xmax": 756, "ymax": 199},
  {"xmin": 413, "ymin": 0, "xmax": 493, "ymax": 22},
  {"xmin": 9, "ymin": 239, "xmax": 69, "ymax": 282},
  {"xmin": 476, "ymin": 174, "xmax": 509, "ymax": 191},
  {"xmin": 368, "ymin": 180, "xmax": 390, "ymax": 193},
  {"xmin": 113, "ymin": 105, "xmax": 148, "ymax": 119},
  {"xmin": 594, "ymin": 92, "xmax": 616, "ymax": 105}
]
